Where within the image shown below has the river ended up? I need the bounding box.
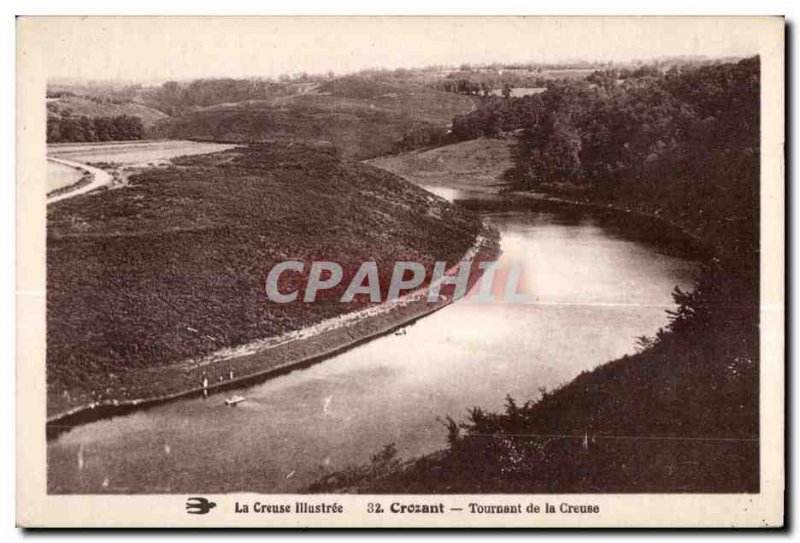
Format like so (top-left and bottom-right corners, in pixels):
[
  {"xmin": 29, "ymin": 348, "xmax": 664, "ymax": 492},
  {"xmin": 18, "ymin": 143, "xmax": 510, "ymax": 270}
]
[
  {"xmin": 47, "ymin": 186, "xmax": 698, "ymax": 494},
  {"xmin": 46, "ymin": 160, "xmax": 85, "ymax": 193}
]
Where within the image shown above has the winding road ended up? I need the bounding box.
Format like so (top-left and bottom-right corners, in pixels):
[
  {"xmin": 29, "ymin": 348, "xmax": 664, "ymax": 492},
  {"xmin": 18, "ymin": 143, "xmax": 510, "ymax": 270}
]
[{"xmin": 46, "ymin": 157, "xmax": 112, "ymax": 204}]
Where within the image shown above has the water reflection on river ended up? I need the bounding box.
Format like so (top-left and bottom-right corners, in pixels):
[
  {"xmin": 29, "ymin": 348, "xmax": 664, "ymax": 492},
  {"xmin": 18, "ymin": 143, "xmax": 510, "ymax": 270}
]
[{"xmin": 47, "ymin": 201, "xmax": 698, "ymax": 493}]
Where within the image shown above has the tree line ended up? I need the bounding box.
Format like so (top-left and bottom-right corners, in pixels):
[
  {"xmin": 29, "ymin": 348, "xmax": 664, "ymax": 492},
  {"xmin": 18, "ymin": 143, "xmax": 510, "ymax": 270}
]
[
  {"xmin": 448, "ymin": 58, "xmax": 758, "ymax": 202},
  {"xmin": 47, "ymin": 114, "xmax": 145, "ymax": 143},
  {"xmin": 433, "ymin": 77, "xmax": 545, "ymax": 96}
]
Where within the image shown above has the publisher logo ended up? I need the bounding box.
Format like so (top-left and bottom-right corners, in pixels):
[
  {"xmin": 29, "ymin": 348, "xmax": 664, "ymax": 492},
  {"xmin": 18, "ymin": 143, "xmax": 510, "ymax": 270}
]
[{"xmin": 186, "ymin": 497, "xmax": 217, "ymax": 515}]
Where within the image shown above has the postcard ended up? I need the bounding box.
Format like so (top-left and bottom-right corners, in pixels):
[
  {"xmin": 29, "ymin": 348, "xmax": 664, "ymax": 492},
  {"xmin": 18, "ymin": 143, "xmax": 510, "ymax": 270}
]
[{"xmin": 16, "ymin": 15, "xmax": 784, "ymax": 527}]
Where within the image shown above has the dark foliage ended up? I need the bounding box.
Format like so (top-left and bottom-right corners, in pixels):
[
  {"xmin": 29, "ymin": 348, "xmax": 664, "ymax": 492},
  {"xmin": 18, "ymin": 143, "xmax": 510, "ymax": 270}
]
[
  {"xmin": 47, "ymin": 114, "xmax": 145, "ymax": 143},
  {"xmin": 460, "ymin": 58, "xmax": 759, "ymax": 203},
  {"xmin": 395, "ymin": 122, "xmax": 450, "ymax": 152}
]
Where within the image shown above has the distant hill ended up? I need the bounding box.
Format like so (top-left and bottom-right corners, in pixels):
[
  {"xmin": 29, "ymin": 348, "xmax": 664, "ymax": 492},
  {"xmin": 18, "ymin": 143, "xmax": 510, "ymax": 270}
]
[
  {"xmin": 154, "ymin": 77, "xmax": 475, "ymax": 160},
  {"xmin": 47, "ymin": 96, "xmax": 169, "ymax": 128},
  {"xmin": 315, "ymin": 76, "xmax": 409, "ymax": 99}
]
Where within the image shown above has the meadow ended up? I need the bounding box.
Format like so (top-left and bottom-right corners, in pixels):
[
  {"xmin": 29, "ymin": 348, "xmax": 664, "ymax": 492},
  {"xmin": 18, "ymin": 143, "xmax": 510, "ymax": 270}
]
[{"xmin": 366, "ymin": 138, "xmax": 516, "ymax": 197}]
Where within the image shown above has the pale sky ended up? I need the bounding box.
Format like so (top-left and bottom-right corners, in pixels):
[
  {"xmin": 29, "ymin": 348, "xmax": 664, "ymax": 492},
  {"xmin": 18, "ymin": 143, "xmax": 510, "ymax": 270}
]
[{"xmin": 20, "ymin": 16, "xmax": 774, "ymax": 83}]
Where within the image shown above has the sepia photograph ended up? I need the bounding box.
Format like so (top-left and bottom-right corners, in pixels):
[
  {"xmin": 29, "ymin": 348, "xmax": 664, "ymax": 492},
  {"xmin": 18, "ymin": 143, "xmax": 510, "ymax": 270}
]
[{"xmin": 15, "ymin": 14, "xmax": 784, "ymax": 528}]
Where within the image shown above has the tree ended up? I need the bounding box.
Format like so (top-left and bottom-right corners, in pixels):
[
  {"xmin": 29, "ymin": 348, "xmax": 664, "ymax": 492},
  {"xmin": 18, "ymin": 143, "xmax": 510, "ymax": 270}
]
[{"xmin": 46, "ymin": 114, "xmax": 146, "ymax": 143}]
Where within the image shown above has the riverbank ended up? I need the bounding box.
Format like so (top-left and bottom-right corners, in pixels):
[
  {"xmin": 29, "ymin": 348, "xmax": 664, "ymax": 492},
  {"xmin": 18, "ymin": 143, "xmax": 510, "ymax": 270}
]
[
  {"xmin": 47, "ymin": 221, "xmax": 499, "ymax": 435},
  {"xmin": 46, "ymin": 157, "xmax": 113, "ymax": 203},
  {"xmin": 457, "ymin": 192, "xmax": 711, "ymax": 261},
  {"xmin": 47, "ymin": 167, "xmax": 92, "ymax": 199},
  {"xmin": 310, "ymin": 315, "xmax": 759, "ymax": 493},
  {"xmin": 307, "ymin": 202, "xmax": 759, "ymax": 493},
  {"xmin": 49, "ymin": 203, "xmax": 700, "ymax": 494},
  {"xmin": 46, "ymin": 143, "xmax": 495, "ymax": 431},
  {"xmin": 306, "ymin": 135, "xmax": 759, "ymax": 493}
]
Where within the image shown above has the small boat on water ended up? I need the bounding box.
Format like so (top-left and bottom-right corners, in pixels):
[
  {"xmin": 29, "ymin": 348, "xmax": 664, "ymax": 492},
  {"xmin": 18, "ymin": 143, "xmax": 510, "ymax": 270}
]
[{"xmin": 225, "ymin": 395, "xmax": 246, "ymax": 406}]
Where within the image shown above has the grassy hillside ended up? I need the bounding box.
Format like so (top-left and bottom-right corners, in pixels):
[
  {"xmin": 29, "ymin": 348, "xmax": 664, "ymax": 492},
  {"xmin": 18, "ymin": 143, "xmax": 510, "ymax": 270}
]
[
  {"xmin": 47, "ymin": 143, "xmax": 482, "ymax": 414},
  {"xmin": 155, "ymin": 78, "xmax": 475, "ymax": 160},
  {"xmin": 366, "ymin": 138, "xmax": 515, "ymax": 196},
  {"xmin": 47, "ymin": 96, "xmax": 168, "ymax": 128}
]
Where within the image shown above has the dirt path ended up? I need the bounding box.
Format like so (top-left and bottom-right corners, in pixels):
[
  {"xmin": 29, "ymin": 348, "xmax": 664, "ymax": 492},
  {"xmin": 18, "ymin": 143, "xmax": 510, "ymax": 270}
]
[{"xmin": 46, "ymin": 157, "xmax": 112, "ymax": 204}]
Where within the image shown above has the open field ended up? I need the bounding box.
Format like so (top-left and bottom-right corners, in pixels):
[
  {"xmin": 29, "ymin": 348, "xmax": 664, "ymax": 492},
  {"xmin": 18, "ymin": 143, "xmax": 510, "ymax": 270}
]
[
  {"xmin": 46, "ymin": 143, "xmax": 483, "ymax": 416},
  {"xmin": 365, "ymin": 138, "xmax": 516, "ymax": 197},
  {"xmin": 489, "ymin": 87, "xmax": 547, "ymax": 97},
  {"xmin": 47, "ymin": 140, "xmax": 238, "ymax": 167},
  {"xmin": 543, "ymin": 68, "xmax": 597, "ymax": 79}
]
